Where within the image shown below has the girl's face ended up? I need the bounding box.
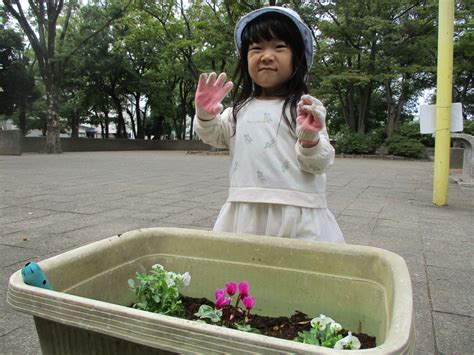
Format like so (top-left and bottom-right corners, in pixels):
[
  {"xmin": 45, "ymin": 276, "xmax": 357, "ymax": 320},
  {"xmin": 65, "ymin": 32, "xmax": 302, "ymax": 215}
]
[{"xmin": 247, "ymin": 38, "xmax": 293, "ymax": 99}]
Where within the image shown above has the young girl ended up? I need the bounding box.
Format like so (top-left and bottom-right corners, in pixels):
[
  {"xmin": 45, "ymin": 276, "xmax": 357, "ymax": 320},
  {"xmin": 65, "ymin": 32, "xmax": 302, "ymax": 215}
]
[{"xmin": 193, "ymin": 6, "xmax": 344, "ymax": 243}]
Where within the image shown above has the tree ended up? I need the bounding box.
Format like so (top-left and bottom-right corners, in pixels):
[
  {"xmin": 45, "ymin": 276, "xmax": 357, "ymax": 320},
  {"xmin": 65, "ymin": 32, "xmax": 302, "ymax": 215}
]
[
  {"xmin": 304, "ymin": 0, "xmax": 382, "ymax": 134},
  {"xmin": 73, "ymin": 3, "xmax": 131, "ymax": 138},
  {"xmin": 453, "ymin": 0, "xmax": 473, "ymax": 120},
  {"xmin": 379, "ymin": 2, "xmax": 436, "ymax": 136},
  {"xmin": 3, "ymin": 0, "xmax": 131, "ymax": 152},
  {"xmin": 113, "ymin": 8, "xmax": 161, "ymax": 139},
  {"xmin": 0, "ymin": 28, "xmax": 38, "ymax": 135},
  {"xmin": 299, "ymin": 0, "xmax": 436, "ymax": 135},
  {"xmin": 141, "ymin": 0, "xmax": 243, "ymax": 139}
]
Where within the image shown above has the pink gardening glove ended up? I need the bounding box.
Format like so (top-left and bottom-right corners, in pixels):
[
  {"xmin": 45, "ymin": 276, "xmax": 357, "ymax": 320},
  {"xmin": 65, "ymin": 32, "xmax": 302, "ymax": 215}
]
[
  {"xmin": 296, "ymin": 94, "xmax": 326, "ymax": 146},
  {"xmin": 195, "ymin": 72, "xmax": 234, "ymax": 120}
]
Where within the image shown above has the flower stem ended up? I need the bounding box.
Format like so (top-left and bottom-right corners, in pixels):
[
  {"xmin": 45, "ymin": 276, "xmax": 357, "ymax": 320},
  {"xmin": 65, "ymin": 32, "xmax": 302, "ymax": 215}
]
[{"xmin": 235, "ymin": 294, "xmax": 241, "ymax": 308}]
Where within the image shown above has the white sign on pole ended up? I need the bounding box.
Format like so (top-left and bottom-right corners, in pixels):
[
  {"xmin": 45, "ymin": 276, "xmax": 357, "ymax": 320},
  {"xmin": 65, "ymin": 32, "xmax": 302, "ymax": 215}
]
[{"xmin": 419, "ymin": 103, "xmax": 463, "ymax": 134}]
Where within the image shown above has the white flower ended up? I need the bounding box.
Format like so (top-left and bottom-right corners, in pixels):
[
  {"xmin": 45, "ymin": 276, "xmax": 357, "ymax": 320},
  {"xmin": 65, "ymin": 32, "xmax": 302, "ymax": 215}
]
[
  {"xmin": 165, "ymin": 272, "xmax": 176, "ymax": 287},
  {"xmin": 334, "ymin": 332, "xmax": 361, "ymax": 350},
  {"xmin": 310, "ymin": 314, "xmax": 336, "ymax": 331},
  {"xmin": 330, "ymin": 322, "xmax": 342, "ymax": 334},
  {"xmin": 152, "ymin": 264, "xmax": 164, "ymax": 270},
  {"xmin": 180, "ymin": 272, "xmax": 191, "ymax": 286}
]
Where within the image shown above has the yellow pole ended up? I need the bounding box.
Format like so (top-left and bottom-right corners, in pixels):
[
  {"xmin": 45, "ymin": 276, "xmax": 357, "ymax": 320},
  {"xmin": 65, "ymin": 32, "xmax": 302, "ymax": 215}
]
[{"xmin": 433, "ymin": 0, "xmax": 455, "ymax": 206}]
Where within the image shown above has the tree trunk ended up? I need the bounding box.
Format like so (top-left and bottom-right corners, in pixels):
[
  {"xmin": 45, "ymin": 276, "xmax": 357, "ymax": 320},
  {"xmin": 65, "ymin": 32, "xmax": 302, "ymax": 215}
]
[
  {"xmin": 127, "ymin": 107, "xmax": 137, "ymax": 139},
  {"xmin": 385, "ymin": 79, "xmax": 395, "ymax": 137},
  {"xmin": 18, "ymin": 96, "xmax": 27, "ymax": 136},
  {"xmin": 385, "ymin": 77, "xmax": 408, "ymax": 138},
  {"xmin": 112, "ymin": 94, "xmax": 127, "ymax": 138},
  {"xmin": 394, "ymin": 95, "xmax": 405, "ymax": 132},
  {"xmin": 338, "ymin": 85, "xmax": 357, "ymax": 132},
  {"xmin": 70, "ymin": 113, "xmax": 79, "ymax": 138},
  {"xmin": 358, "ymin": 84, "xmax": 372, "ymax": 134},
  {"xmin": 188, "ymin": 100, "xmax": 195, "ymax": 139},
  {"xmin": 104, "ymin": 112, "xmax": 110, "ymax": 138},
  {"xmin": 135, "ymin": 93, "xmax": 144, "ymax": 139},
  {"xmin": 45, "ymin": 82, "xmax": 62, "ymax": 153},
  {"xmin": 173, "ymin": 112, "xmax": 182, "ymax": 139},
  {"xmin": 355, "ymin": 35, "xmax": 377, "ymax": 135}
]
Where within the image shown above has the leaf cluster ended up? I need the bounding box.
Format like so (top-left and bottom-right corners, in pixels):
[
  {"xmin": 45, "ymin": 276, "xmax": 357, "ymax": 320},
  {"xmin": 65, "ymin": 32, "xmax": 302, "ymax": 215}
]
[
  {"xmin": 294, "ymin": 323, "xmax": 343, "ymax": 348},
  {"xmin": 334, "ymin": 128, "xmax": 378, "ymax": 154},
  {"xmin": 385, "ymin": 134, "xmax": 426, "ymax": 158},
  {"xmin": 194, "ymin": 304, "xmax": 260, "ymax": 334},
  {"xmin": 128, "ymin": 264, "xmax": 189, "ymax": 317}
]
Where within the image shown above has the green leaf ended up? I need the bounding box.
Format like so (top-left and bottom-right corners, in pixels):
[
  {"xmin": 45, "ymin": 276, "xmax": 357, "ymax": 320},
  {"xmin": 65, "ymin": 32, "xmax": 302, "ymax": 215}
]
[{"xmin": 194, "ymin": 305, "xmax": 222, "ymax": 323}]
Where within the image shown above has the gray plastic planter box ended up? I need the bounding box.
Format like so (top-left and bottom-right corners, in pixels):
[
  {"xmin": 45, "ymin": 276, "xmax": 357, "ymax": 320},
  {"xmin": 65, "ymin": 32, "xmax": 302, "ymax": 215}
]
[{"xmin": 8, "ymin": 228, "xmax": 414, "ymax": 354}]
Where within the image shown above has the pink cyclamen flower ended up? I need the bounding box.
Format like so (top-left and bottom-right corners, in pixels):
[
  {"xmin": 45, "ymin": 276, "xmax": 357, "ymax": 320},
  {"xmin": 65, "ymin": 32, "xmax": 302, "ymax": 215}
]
[
  {"xmin": 226, "ymin": 282, "xmax": 237, "ymax": 296},
  {"xmin": 238, "ymin": 281, "xmax": 249, "ymax": 297},
  {"xmin": 215, "ymin": 295, "xmax": 232, "ymax": 309},
  {"xmin": 215, "ymin": 288, "xmax": 226, "ymax": 300},
  {"xmin": 242, "ymin": 295, "xmax": 255, "ymax": 310}
]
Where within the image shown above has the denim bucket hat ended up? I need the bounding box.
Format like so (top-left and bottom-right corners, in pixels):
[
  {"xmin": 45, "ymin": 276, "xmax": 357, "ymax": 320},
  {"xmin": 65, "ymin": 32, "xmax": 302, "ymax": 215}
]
[{"xmin": 234, "ymin": 6, "xmax": 314, "ymax": 69}]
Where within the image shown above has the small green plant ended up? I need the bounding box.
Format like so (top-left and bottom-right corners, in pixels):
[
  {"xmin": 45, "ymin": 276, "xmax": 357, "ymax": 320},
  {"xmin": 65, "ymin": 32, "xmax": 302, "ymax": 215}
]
[
  {"xmin": 128, "ymin": 264, "xmax": 190, "ymax": 317},
  {"xmin": 294, "ymin": 314, "xmax": 361, "ymax": 350},
  {"xmin": 194, "ymin": 304, "xmax": 222, "ymax": 323}
]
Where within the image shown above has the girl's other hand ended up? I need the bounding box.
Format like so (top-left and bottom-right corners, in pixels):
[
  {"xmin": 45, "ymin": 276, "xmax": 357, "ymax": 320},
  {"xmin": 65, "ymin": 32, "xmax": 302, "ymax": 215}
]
[
  {"xmin": 296, "ymin": 95, "xmax": 326, "ymax": 147},
  {"xmin": 195, "ymin": 72, "xmax": 234, "ymax": 120}
]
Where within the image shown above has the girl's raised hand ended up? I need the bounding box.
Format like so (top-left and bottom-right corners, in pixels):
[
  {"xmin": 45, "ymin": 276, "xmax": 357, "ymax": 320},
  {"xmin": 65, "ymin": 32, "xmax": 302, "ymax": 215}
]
[
  {"xmin": 296, "ymin": 94, "xmax": 327, "ymax": 146},
  {"xmin": 195, "ymin": 72, "xmax": 234, "ymax": 120}
]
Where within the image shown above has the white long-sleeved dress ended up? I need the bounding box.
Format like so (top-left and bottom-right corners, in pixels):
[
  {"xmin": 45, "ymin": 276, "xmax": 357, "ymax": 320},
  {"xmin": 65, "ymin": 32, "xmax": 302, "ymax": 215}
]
[{"xmin": 194, "ymin": 98, "xmax": 344, "ymax": 243}]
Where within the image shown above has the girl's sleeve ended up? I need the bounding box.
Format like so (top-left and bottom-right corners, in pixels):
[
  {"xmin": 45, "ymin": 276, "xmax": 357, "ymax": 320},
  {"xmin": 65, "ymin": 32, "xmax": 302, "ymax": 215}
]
[
  {"xmin": 193, "ymin": 108, "xmax": 233, "ymax": 149},
  {"xmin": 294, "ymin": 128, "xmax": 335, "ymax": 174}
]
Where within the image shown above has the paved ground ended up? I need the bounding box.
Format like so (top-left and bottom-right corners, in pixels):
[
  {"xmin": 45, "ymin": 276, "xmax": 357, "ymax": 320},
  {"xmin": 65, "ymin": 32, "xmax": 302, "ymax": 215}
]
[{"xmin": 1, "ymin": 151, "xmax": 472, "ymax": 354}]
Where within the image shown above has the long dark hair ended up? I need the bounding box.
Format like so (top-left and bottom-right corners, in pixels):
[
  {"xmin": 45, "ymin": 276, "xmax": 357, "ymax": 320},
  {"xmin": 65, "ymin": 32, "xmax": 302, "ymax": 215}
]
[{"xmin": 232, "ymin": 12, "xmax": 309, "ymax": 134}]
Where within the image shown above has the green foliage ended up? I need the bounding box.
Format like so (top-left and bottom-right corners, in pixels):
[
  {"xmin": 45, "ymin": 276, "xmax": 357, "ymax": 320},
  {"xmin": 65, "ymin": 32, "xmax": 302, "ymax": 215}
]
[
  {"xmin": 334, "ymin": 128, "xmax": 378, "ymax": 154},
  {"xmin": 294, "ymin": 321, "xmax": 343, "ymax": 349},
  {"xmin": 4, "ymin": 0, "xmax": 472, "ymax": 142},
  {"xmin": 395, "ymin": 121, "xmax": 435, "ymax": 147},
  {"xmin": 128, "ymin": 264, "xmax": 190, "ymax": 317},
  {"xmin": 194, "ymin": 305, "xmax": 222, "ymax": 323},
  {"xmin": 463, "ymin": 120, "xmax": 474, "ymax": 135},
  {"xmin": 367, "ymin": 126, "xmax": 387, "ymax": 147},
  {"xmin": 0, "ymin": 29, "xmax": 37, "ymax": 118},
  {"xmin": 385, "ymin": 135, "xmax": 425, "ymax": 158},
  {"xmin": 453, "ymin": 1, "xmax": 474, "ymax": 120},
  {"xmin": 194, "ymin": 303, "xmax": 260, "ymax": 333},
  {"xmin": 295, "ymin": 327, "xmax": 321, "ymax": 346},
  {"xmin": 307, "ymin": 0, "xmax": 437, "ymax": 135}
]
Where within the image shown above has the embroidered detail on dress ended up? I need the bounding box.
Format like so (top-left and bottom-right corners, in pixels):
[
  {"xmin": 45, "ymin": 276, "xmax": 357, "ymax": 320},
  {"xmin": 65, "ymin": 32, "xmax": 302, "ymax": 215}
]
[
  {"xmin": 247, "ymin": 112, "xmax": 272, "ymax": 124},
  {"xmin": 282, "ymin": 160, "xmax": 290, "ymax": 172},
  {"xmin": 264, "ymin": 138, "xmax": 276, "ymax": 149},
  {"xmin": 257, "ymin": 170, "xmax": 266, "ymax": 184},
  {"xmin": 244, "ymin": 134, "xmax": 253, "ymax": 144}
]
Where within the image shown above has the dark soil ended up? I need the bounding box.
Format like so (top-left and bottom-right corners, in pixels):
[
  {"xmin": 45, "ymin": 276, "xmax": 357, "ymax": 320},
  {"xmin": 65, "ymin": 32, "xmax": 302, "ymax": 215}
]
[{"xmin": 181, "ymin": 296, "xmax": 376, "ymax": 349}]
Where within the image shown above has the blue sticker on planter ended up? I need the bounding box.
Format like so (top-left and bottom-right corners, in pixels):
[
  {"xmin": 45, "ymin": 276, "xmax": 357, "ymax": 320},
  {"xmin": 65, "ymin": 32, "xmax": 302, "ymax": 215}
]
[{"xmin": 21, "ymin": 262, "xmax": 53, "ymax": 290}]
